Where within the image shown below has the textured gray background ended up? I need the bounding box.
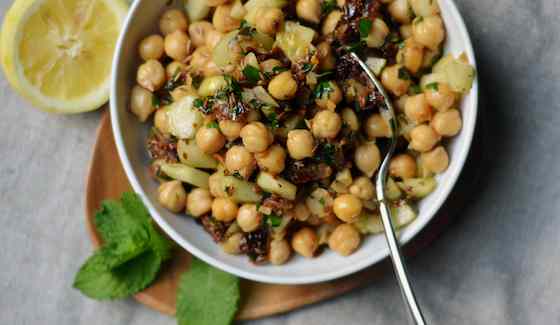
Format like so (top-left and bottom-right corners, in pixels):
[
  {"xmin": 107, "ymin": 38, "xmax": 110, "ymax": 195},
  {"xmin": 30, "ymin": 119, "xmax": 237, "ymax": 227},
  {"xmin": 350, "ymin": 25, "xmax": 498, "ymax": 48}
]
[{"xmin": 1, "ymin": 0, "xmax": 559, "ymax": 324}]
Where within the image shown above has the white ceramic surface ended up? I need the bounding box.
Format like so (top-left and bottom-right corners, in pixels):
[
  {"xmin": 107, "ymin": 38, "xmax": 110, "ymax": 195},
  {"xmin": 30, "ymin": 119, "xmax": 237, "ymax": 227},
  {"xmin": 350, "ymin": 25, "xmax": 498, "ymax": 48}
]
[{"xmin": 110, "ymin": 0, "xmax": 478, "ymax": 285}]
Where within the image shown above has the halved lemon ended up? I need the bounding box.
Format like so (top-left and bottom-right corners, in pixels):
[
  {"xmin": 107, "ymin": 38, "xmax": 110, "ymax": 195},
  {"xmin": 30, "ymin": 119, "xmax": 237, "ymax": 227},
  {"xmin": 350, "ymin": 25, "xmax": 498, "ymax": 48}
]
[{"xmin": 1, "ymin": 0, "xmax": 128, "ymax": 113}]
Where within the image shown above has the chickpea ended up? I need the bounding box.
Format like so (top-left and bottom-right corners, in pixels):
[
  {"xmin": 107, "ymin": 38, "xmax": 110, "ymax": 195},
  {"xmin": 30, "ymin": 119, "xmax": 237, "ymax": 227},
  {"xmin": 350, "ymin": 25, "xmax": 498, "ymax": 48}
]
[
  {"xmin": 137, "ymin": 60, "xmax": 166, "ymax": 91},
  {"xmin": 431, "ymin": 109, "xmax": 462, "ymax": 137},
  {"xmin": 236, "ymin": 204, "xmax": 261, "ymax": 232},
  {"xmin": 365, "ymin": 18, "xmax": 390, "ymax": 48},
  {"xmin": 213, "ymin": 4, "xmax": 241, "ymax": 33},
  {"xmin": 317, "ymin": 42, "xmax": 336, "ymax": 71},
  {"xmin": 349, "ymin": 176, "xmax": 375, "ymax": 200},
  {"xmin": 425, "ymin": 82, "xmax": 457, "ymax": 112},
  {"xmin": 186, "ymin": 188, "xmax": 213, "ymax": 217},
  {"xmin": 130, "ymin": 85, "xmax": 155, "ymax": 122},
  {"xmin": 212, "ymin": 197, "xmax": 239, "ymax": 222},
  {"xmin": 198, "ymin": 75, "xmax": 228, "ymax": 97},
  {"xmin": 291, "ymin": 228, "xmax": 319, "ymax": 258},
  {"xmin": 171, "ymin": 86, "xmax": 195, "ymax": 101},
  {"xmin": 221, "ymin": 233, "xmax": 243, "ymax": 255},
  {"xmin": 388, "ymin": 0, "xmax": 413, "ymax": 24},
  {"xmin": 240, "ymin": 122, "xmax": 273, "ymax": 153},
  {"xmin": 409, "ymin": 124, "xmax": 440, "ymax": 152},
  {"xmin": 294, "ymin": 202, "xmax": 311, "ymax": 221},
  {"xmin": 421, "ymin": 146, "xmax": 449, "ymax": 174},
  {"xmin": 328, "ymin": 224, "xmax": 361, "ymax": 256},
  {"xmin": 255, "ymin": 144, "xmax": 286, "ymax": 175},
  {"xmin": 268, "ymin": 71, "xmax": 298, "ymax": 100},
  {"xmin": 389, "ymin": 154, "xmax": 418, "ymax": 179},
  {"xmin": 315, "ymin": 81, "xmax": 343, "ymax": 109},
  {"xmin": 355, "ymin": 143, "xmax": 381, "ymax": 177},
  {"xmin": 256, "ymin": 7, "xmax": 284, "ymax": 35},
  {"xmin": 337, "ymin": 0, "xmax": 346, "ymax": 6},
  {"xmin": 158, "ymin": 180, "xmax": 187, "ymax": 213},
  {"xmin": 164, "ymin": 30, "xmax": 192, "ymax": 61},
  {"xmin": 322, "ymin": 10, "xmax": 343, "ymax": 35},
  {"xmin": 405, "ymin": 93, "xmax": 432, "ymax": 123},
  {"xmin": 188, "ymin": 21, "xmax": 214, "ymax": 48},
  {"xmin": 160, "ymin": 9, "xmax": 188, "ymax": 36},
  {"xmin": 247, "ymin": 109, "xmax": 261, "ymax": 122},
  {"xmin": 260, "ymin": 59, "xmax": 283, "ymax": 75},
  {"xmin": 412, "ymin": 16, "xmax": 445, "ymax": 50},
  {"xmin": 154, "ymin": 108, "xmax": 170, "ymax": 134},
  {"xmin": 365, "ymin": 113, "xmax": 391, "ymax": 139},
  {"xmin": 333, "ymin": 194, "xmax": 363, "ymax": 223},
  {"xmin": 195, "ymin": 126, "xmax": 226, "ymax": 154},
  {"xmin": 311, "ymin": 110, "xmax": 342, "ymax": 139},
  {"xmin": 225, "ymin": 145, "xmax": 255, "ymax": 177},
  {"xmin": 381, "ymin": 64, "xmax": 411, "ymax": 96},
  {"xmin": 138, "ymin": 34, "xmax": 164, "ymax": 61},
  {"xmin": 296, "ymin": 0, "xmax": 321, "ymax": 24},
  {"xmin": 205, "ymin": 29, "xmax": 223, "ymax": 50},
  {"xmin": 219, "ymin": 120, "xmax": 244, "ymax": 141},
  {"xmin": 397, "ymin": 38, "xmax": 424, "ymax": 74},
  {"xmin": 341, "ymin": 108, "xmax": 359, "ymax": 131},
  {"xmin": 166, "ymin": 61, "xmax": 187, "ymax": 79},
  {"xmin": 410, "ymin": 0, "xmax": 440, "ymax": 17},
  {"xmin": 269, "ymin": 239, "xmax": 292, "ymax": 265}
]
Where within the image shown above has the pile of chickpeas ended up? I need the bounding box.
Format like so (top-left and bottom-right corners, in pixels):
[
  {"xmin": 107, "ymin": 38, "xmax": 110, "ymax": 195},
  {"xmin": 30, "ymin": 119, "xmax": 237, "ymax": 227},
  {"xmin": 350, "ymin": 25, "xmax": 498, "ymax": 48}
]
[{"xmin": 129, "ymin": 0, "xmax": 467, "ymax": 265}]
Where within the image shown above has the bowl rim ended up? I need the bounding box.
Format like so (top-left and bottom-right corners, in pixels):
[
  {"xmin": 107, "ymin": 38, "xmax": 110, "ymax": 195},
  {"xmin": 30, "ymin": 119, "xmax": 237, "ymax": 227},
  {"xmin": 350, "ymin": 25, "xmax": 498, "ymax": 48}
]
[{"xmin": 110, "ymin": 0, "xmax": 478, "ymax": 285}]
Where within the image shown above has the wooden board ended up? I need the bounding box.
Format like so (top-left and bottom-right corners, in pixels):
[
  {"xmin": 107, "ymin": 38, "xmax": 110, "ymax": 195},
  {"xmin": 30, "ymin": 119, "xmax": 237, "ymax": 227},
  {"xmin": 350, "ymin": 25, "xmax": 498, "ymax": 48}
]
[{"xmin": 85, "ymin": 111, "xmax": 483, "ymax": 320}]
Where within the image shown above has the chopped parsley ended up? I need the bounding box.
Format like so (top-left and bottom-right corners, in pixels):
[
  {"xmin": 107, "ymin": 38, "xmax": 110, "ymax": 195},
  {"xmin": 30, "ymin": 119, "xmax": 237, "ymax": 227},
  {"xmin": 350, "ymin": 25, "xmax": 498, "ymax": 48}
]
[
  {"xmin": 239, "ymin": 20, "xmax": 256, "ymax": 36},
  {"xmin": 318, "ymin": 197, "xmax": 326, "ymax": 206},
  {"xmin": 359, "ymin": 18, "xmax": 373, "ymax": 39},
  {"xmin": 313, "ymin": 80, "xmax": 334, "ymax": 99},
  {"xmin": 301, "ymin": 63, "xmax": 315, "ymax": 73},
  {"xmin": 193, "ymin": 98, "xmax": 203, "ymax": 108},
  {"xmin": 265, "ymin": 214, "xmax": 282, "ymax": 228},
  {"xmin": 265, "ymin": 112, "xmax": 280, "ymax": 129},
  {"xmin": 314, "ymin": 142, "xmax": 337, "ymax": 166},
  {"xmin": 398, "ymin": 67, "xmax": 412, "ymax": 81},
  {"xmin": 152, "ymin": 95, "xmax": 161, "ymax": 109},
  {"xmin": 426, "ymin": 82, "xmax": 439, "ymax": 91},
  {"xmin": 206, "ymin": 121, "xmax": 219, "ymax": 129},
  {"xmin": 410, "ymin": 84, "xmax": 422, "ymax": 94},
  {"xmin": 321, "ymin": 0, "xmax": 337, "ymax": 14},
  {"xmin": 242, "ymin": 65, "xmax": 261, "ymax": 85}
]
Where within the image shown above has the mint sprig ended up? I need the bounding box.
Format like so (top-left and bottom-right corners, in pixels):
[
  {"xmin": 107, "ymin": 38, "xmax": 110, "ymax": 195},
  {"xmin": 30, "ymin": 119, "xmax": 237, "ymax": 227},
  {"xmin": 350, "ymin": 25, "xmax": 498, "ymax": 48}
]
[{"xmin": 73, "ymin": 193, "xmax": 173, "ymax": 300}]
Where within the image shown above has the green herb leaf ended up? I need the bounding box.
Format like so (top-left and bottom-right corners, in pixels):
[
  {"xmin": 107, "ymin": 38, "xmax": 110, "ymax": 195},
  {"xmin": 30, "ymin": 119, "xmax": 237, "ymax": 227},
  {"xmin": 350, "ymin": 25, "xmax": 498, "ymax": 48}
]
[
  {"xmin": 265, "ymin": 112, "xmax": 280, "ymax": 129},
  {"xmin": 426, "ymin": 82, "xmax": 439, "ymax": 91},
  {"xmin": 359, "ymin": 18, "xmax": 373, "ymax": 39},
  {"xmin": 193, "ymin": 98, "xmax": 204, "ymax": 108},
  {"xmin": 73, "ymin": 250, "xmax": 163, "ymax": 300},
  {"xmin": 318, "ymin": 197, "xmax": 326, "ymax": 206},
  {"xmin": 272, "ymin": 66, "xmax": 289, "ymax": 74},
  {"xmin": 314, "ymin": 142, "xmax": 337, "ymax": 166},
  {"xmin": 207, "ymin": 121, "xmax": 219, "ymax": 129},
  {"xmin": 313, "ymin": 81, "xmax": 334, "ymax": 99},
  {"xmin": 321, "ymin": 0, "xmax": 337, "ymax": 14},
  {"xmin": 301, "ymin": 63, "xmax": 315, "ymax": 73},
  {"xmin": 74, "ymin": 193, "xmax": 174, "ymax": 300},
  {"xmin": 177, "ymin": 258, "xmax": 240, "ymax": 325},
  {"xmin": 243, "ymin": 65, "xmax": 261, "ymax": 84},
  {"xmin": 410, "ymin": 84, "xmax": 422, "ymax": 94},
  {"xmin": 266, "ymin": 214, "xmax": 282, "ymax": 227},
  {"xmin": 239, "ymin": 20, "xmax": 256, "ymax": 36},
  {"xmin": 152, "ymin": 95, "xmax": 161, "ymax": 109},
  {"xmin": 398, "ymin": 67, "xmax": 412, "ymax": 81}
]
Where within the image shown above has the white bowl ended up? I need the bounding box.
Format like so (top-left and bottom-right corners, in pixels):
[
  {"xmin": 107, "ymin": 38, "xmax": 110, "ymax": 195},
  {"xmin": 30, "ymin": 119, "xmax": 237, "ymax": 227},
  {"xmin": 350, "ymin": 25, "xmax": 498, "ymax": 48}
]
[{"xmin": 110, "ymin": 0, "xmax": 478, "ymax": 285}]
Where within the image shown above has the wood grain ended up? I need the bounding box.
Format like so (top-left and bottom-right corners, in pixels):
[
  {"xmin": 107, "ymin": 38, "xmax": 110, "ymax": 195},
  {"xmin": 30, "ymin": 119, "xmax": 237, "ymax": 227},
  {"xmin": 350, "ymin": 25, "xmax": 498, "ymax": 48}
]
[{"xmin": 85, "ymin": 111, "xmax": 482, "ymax": 320}]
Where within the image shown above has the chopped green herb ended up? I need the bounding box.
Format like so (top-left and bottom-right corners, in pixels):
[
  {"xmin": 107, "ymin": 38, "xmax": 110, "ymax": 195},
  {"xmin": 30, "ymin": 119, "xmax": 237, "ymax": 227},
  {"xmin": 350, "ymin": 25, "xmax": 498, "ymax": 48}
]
[
  {"xmin": 316, "ymin": 70, "xmax": 335, "ymax": 79},
  {"xmin": 398, "ymin": 41, "xmax": 406, "ymax": 49},
  {"xmin": 410, "ymin": 84, "xmax": 422, "ymax": 94},
  {"xmin": 239, "ymin": 20, "xmax": 256, "ymax": 36},
  {"xmin": 265, "ymin": 214, "xmax": 282, "ymax": 227},
  {"xmin": 301, "ymin": 63, "xmax": 315, "ymax": 73},
  {"xmin": 193, "ymin": 98, "xmax": 203, "ymax": 108},
  {"xmin": 318, "ymin": 197, "xmax": 326, "ymax": 206},
  {"xmin": 359, "ymin": 18, "xmax": 373, "ymax": 39},
  {"xmin": 152, "ymin": 95, "xmax": 161, "ymax": 109},
  {"xmin": 314, "ymin": 80, "xmax": 334, "ymax": 99},
  {"xmin": 388, "ymin": 32, "xmax": 401, "ymax": 43},
  {"xmin": 398, "ymin": 67, "xmax": 412, "ymax": 81},
  {"xmin": 207, "ymin": 121, "xmax": 219, "ymax": 129},
  {"xmin": 426, "ymin": 82, "xmax": 439, "ymax": 91},
  {"xmin": 272, "ymin": 66, "xmax": 289, "ymax": 74},
  {"xmin": 321, "ymin": 0, "xmax": 337, "ymax": 14},
  {"xmin": 314, "ymin": 142, "xmax": 337, "ymax": 166},
  {"xmin": 344, "ymin": 41, "xmax": 366, "ymax": 53},
  {"xmin": 265, "ymin": 112, "xmax": 280, "ymax": 129},
  {"xmin": 243, "ymin": 65, "xmax": 261, "ymax": 84}
]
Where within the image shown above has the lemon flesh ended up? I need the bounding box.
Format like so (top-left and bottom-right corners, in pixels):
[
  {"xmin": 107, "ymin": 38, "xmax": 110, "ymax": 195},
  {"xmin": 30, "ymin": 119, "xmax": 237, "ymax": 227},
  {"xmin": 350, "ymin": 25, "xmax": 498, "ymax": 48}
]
[{"xmin": 1, "ymin": 0, "xmax": 128, "ymax": 113}]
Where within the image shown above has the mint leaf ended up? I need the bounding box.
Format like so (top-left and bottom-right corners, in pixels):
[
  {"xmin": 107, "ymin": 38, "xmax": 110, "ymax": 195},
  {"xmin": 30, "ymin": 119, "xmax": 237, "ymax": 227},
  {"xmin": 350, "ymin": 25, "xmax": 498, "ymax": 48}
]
[
  {"xmin": 359, "ymin": 18, "xmax": 372, "ymax": 39},
  {"xmin": 177, "ymin": 258, "xmax": 240, "ymax": 325},
  {"xmin": 73, "ymin": 250, "xmax": 162, "ymax": 300}
]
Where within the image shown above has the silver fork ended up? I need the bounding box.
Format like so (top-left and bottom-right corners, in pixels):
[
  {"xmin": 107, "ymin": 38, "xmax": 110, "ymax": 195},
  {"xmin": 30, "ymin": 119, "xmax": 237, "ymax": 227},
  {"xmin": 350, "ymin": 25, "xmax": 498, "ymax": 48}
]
[{"xmin": 350, "ymin": 52, "xmax": 427, "ymax": 325}]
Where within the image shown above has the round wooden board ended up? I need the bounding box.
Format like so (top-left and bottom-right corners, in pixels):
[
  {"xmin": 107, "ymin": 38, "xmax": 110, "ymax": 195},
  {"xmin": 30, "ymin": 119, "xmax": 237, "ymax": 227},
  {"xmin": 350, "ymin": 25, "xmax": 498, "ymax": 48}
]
[{"xmin": 85, "ymin": 111, "xmax": 484, "ymax": 320}]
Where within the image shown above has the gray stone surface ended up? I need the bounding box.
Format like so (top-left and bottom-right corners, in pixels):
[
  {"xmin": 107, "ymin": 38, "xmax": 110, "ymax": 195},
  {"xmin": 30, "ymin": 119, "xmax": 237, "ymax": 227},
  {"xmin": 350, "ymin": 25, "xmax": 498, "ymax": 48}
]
[{"xmin": 1, "ymin": 0, "xmax": 559, "ymax": 324}]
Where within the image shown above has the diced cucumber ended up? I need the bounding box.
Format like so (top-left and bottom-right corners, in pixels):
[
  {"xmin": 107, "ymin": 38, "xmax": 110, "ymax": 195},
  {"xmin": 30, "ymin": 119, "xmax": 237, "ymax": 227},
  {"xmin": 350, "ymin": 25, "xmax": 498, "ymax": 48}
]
[
  {"xmin": 160, "ymin": 163, "xmax": 211, "ymax": 189},
  {"xmin": 257, "ymin": 172, "xmax": 297, "ymax": 200}
]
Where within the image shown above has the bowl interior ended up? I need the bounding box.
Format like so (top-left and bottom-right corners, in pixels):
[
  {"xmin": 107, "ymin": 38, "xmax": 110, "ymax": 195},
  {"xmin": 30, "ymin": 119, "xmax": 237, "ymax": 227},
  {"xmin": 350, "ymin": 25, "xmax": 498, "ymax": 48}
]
[{"xmin": 110, "ymin": 0, "xmax": 478, "ymax": 284}]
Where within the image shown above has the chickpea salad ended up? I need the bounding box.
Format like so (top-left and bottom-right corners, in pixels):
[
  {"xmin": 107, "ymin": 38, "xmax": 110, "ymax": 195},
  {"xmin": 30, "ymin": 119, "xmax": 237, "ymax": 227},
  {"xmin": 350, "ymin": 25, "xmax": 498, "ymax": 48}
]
[{"xmin": 129, "ymin": 0, "xmax": 475, "ymax": 265}]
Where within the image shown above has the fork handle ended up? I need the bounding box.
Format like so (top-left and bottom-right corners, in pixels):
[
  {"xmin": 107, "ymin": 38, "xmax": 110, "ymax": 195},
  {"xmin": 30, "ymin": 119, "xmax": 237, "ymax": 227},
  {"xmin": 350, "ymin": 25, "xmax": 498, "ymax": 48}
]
[{"xmin": 378, "ymin": 199, "xmax": 427, "ymax": 325}]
